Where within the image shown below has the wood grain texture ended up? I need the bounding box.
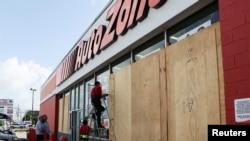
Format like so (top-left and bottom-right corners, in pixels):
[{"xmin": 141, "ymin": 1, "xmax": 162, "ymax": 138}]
[{"xmin": 166, "ymin": 24, "xmax": 220, "ymax": 141}]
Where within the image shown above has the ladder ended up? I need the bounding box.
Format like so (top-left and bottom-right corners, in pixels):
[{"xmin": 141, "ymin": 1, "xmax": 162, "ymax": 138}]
[{"xmin": 89, "ymin": 94, "xmax": 116, "ymax": 141}]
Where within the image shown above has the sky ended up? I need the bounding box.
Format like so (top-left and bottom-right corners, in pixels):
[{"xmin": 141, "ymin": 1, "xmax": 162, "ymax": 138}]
[{"xmin": 0, "ymin": 0, "xmax": 110, "ymax": 121}]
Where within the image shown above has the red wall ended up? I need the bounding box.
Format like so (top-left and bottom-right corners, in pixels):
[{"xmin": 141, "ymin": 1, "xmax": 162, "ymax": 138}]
[
  {"xmin": 219, "ymin": 0, "xmax": 250, "ymax": 124},
  {"xmin": 40, "ymin": 95, "xmax": 59, "ymax": 133},
  {"xmin": 41, "ymin": 75, "xmax": 56, "ymax": 100}
]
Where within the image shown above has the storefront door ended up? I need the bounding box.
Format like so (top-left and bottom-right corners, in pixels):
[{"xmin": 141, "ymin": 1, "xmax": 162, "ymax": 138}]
[{"xmin": 70, "ymin": 111, "xmax": 80, "ymax": 141}]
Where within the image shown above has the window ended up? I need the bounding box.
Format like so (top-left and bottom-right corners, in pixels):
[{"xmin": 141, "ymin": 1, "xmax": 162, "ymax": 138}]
[
  {"xmin": 79, "ymin": 83, "xmax": 84, "ymax": 109},
  {"xmin": 70, "ymin": 88, "xmax": 75, "ymax": 110},
  {"xmin": 133, "ymin": 32, "xmax": 165, "ymax": 62},
  {"xmin": 75, "ymin": 85, "xmax": 79, "ymax": 109},
  {"xmin": 96, "ymin": 67, "xmax": 110, "ymax": 94},
  {"xmin": 111, "ymin": 53, "xmax": 131, "ymax": 73},
  {"xmin": 84, "ymin": 78, "xmax": 94, "ymax": 117},
  {"xmin": 96, "ymin": 68, "xmax": 110, "ymax": 119},
  {"xmin": 168, "ymin": 1, "xmax": 219, "ymax": 44}
]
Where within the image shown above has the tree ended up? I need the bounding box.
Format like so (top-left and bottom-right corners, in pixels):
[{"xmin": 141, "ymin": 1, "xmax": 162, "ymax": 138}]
[
  {"xmin": 23, "ymin": 111, "xmax": 32, "ymax": 121},
  {"xmin": 22, "ymin": 110, "xmax": 38, "ymax": 125}
]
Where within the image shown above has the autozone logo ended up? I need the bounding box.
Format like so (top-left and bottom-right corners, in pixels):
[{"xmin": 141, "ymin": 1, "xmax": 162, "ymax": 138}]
[{"xmin": 58, "ymin": 0, "xmax": 167, "ymax": 84}]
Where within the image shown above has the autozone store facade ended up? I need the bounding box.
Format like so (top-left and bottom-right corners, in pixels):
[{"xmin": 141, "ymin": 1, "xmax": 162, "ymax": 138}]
[{"xmin": 40, "ymin": 0, "xmax": 250, "ymax": 141}]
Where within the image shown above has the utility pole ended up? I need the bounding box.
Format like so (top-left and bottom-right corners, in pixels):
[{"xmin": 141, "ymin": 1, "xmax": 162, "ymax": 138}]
[
  {"xmin": 17, "ymin": 105, "xmax": 19, "ymax": 122},
  {"xmin": 30, "ymin": 88, "xmax": 36, "ymax": 126}
]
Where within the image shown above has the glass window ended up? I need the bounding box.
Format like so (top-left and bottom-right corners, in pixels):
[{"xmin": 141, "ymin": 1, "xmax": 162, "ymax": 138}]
[
  {"xmin": 75, "ymin": 85, "xmax": 79, "ymax": 109},
  {"xmin": 111, "ymin": 53, "xmax": 131, "ymax": 73},
  {"xmin": 168, "ymin": 1, "xmax": 219, "ymax": 44},
  {"xmin": 70, "ymin": 88, "xmax": 75, "ymax": 110},
  {"xmin": 96, "ymin": 68, "xmax": 110, "ymax": 124},
  {"xmin": 134, "ymin": 32, "xmax": 165, "ymax": 62},
  {"xmin": 84, "ymin": 78, "xmax": 94, "ymax": 118},
  {"xmin": 79, "ymin": 83, "xmax": 84, "ymax": 109},
  {"xmin": 79, "ymin": 110, "xmax": 84, "ymax": 125},
  {"xmin": 97, "ymin": 68, "xmax": 110, "ymax": 94}
]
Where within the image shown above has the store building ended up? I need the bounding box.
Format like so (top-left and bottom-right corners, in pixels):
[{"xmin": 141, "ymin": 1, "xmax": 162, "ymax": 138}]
[{"xmin": 40, "ymin": 0, "xmax": 250, "ymax": 141}]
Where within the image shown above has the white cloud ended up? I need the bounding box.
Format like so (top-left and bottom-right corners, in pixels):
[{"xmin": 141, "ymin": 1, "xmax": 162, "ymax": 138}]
[{"xmin": 0, "ymin": 57, "xmax": 51, "ymax": 121}]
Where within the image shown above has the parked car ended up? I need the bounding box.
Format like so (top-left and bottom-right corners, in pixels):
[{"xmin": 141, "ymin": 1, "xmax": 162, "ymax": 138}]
[
  {"xmin": 11, "ymin": 124, "xmax": 25, "ymax": 129},
  {"xmin": 0, "ymin": 113, "xmax": 18, "ymax": 141},
  {"xmin": 0, "ymin": 132, "xmax": 18, "ymax": 141},
  {"xmin": 23, "ymin": 121, "xmax": 32, "ymax": 128}
]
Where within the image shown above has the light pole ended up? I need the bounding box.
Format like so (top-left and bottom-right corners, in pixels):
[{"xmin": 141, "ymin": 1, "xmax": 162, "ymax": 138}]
[{"xmin": 30, "ymin": 88, "xmax": 36, "ymax": 126}]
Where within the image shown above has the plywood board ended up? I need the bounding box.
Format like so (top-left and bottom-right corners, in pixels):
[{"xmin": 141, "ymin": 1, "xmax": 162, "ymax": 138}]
[
  {"xmin": 109, "ymin": 74, "xmax": 115, "ymax": 140},
  {"xmin": 58, "ymin": 98, "xmax": 63, "ymax": 132},
  {"xmin": 110, "ymin": 66, "xmax": 132, "ymax": 141},
  {"xmin": 108, "ymin": 23, "xmax": 223, "ymax": 141},
  {"xmin": 131, "ymin": 53, "xmax": 161, "ymax": 141},
  {"xmin": 159, "ymin": 49, "xmax": 167, "ymax": 141},
  {"xmin": 214, "ymin": 23, "xmax": 226, "ymax": 124},
  {"xmin": 63, "ymin": 95, "xmax": 69, "ymax": 132},
  {"xmin": 166, "ymin": 25, "xmax": 220, "ymax": 141}
]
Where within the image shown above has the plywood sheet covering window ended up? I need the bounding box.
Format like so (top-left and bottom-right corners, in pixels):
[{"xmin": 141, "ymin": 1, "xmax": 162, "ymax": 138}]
[
  {"xmin": 63, "ymin": 95, "xmax": 69, "ymax": 132},
  {"xmin": 58, "ymin": 95, "xmax": 70, "ymax": 133},
  {"xmin": 58, "ymin": 98, "xmax": 63, "ymax": 132},
  {"xmin": 109, "ymin": 66, "xmax": 132, "ymax": 141},
  {"xmin": 109, "ymin": 23, "xmax": 223, "ymax": 141},
  {"xmin": 213, "ymin": 23, "xmax": 225, "ymax": 124},
  {"xmin": 131, "ymin": 53, "xmax": 161, "ymax": 141},
  {"xmin": 166, "ymin": 25, "xmax": 220, "ymax": 141}
]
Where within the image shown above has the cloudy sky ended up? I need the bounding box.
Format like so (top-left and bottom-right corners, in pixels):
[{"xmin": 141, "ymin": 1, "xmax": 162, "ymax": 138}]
[{"xmin": 0, "ymin": 0, "xmax": 110, "ymax": 121}]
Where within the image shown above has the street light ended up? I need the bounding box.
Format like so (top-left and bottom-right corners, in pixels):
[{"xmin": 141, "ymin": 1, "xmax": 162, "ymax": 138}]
[{"xmin": 30, "ymin": 88, "xmax": 36, "ymax": 126}]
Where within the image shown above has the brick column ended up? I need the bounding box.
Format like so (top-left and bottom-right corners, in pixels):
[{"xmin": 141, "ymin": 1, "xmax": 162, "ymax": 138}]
[{"xmin": 219, "ymin": 0, "xmax": 250, "ymax": 124}]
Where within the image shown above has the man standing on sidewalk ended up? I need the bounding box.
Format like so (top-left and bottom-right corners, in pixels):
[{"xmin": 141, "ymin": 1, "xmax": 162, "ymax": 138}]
[{"xmin": 35, "ymin": 115, "xmax": 45, "ymax": 141}]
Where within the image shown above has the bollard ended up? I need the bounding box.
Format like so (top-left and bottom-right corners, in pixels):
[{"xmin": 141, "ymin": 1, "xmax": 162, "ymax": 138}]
[
  {"xmin": 44, "ymin": 132, "xmax": 49, "ymax": 140},
  {"xmin": 33, "ymin": 128, "xmax": 36, "ymax": 141},
  {"xmin": 50, "ymin": 133, "xmax": 55, "ymax": 141},
  {"xmin": 60, "ymin": 136, "xmax": 67, "ymax": 141},
  {"xmin": 29, "ymin": 128, "xmax": 35, "ymax": 141},
  {"xmin": 28, "ymin": 128, "xmax": 32, "ymax": 141},
  {"xmin": 31, "ymin": 128, "xmax": 34, "ymax": 141}
]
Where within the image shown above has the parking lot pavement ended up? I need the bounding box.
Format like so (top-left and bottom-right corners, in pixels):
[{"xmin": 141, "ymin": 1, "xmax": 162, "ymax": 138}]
[{"xmin": 15, "ymin": 131, "xmax": 27, "ymax": 139}]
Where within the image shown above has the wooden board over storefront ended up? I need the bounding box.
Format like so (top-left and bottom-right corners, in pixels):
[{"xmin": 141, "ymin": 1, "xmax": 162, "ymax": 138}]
[
  {"xmin": 109, "ymin": 66, "xmax": 132, "ymax": 141},
  {"xmin": 109, "ymin": 23, "xmax": 224, "ymax": 141},
  {"xmin": 131, "ymin": 53, "xmax": 161, "ymax": 141},
  {"xmin": 166, "ymin": 24, "xmax": 221, "ymax": 141}
]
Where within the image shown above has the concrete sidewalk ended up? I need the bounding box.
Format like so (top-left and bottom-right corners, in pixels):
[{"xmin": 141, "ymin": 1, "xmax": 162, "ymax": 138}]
[{"xmin": 15, "ymin": 131, "xmax": 27, "ymax": 139}]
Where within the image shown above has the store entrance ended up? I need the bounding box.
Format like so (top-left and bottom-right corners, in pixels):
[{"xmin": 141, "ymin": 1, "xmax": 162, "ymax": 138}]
[{"xmin": 70, "ymin": 110, "xmax": 81, "ymax": 141}]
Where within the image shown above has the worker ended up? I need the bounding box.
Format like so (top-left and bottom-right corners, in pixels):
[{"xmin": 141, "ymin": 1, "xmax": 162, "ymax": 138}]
[
  {"xmin": 90, "ymin": 81, "xmax": 105, "ymax": 128},
  {"xmin": 79, "ymin": 119, "xmax": 91, "ymax": 141}
]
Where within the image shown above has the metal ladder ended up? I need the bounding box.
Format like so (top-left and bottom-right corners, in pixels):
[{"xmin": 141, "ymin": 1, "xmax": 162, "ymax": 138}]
[{"xmin": 89, "ymin": 94, "xmax": 116, "ymax": 141}]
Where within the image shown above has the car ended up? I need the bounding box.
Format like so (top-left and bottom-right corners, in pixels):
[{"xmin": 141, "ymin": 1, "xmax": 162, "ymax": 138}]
[
  {"xmin": 0, "ymin": 132, "xmax": 18, "ymax": 141},
  {"xmin": 22, "ymin": 121, "xmax": 32, "ymax": 128},
  {"xmin": 0, "ymin": 113, "xmax": 18, "ymax": 141},
  {"xmin": 10, "ymin": 124, "xmax": 25, "ymax": 129}
]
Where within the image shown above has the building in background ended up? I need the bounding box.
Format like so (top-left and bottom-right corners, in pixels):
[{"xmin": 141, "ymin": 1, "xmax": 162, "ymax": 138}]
[{"xmin": 0, "ymin": 99, "xmax": 13, "ymax": 120}]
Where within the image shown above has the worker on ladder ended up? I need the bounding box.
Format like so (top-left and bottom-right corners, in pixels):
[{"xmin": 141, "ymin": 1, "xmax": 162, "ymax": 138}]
[{"xmin": 90, "ymin": 81, "xmax": 105, "ymax": 128}]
